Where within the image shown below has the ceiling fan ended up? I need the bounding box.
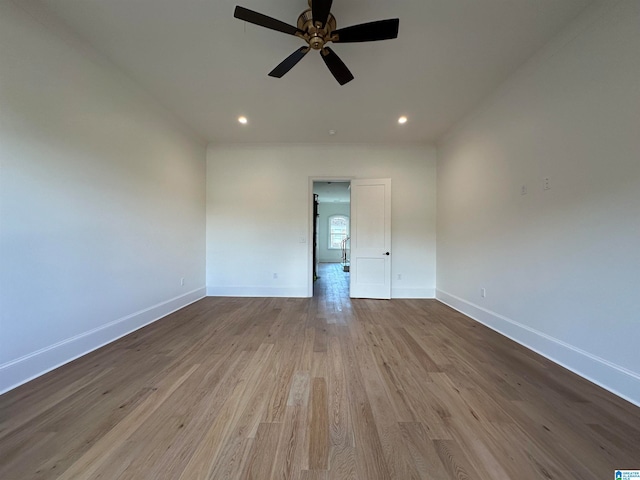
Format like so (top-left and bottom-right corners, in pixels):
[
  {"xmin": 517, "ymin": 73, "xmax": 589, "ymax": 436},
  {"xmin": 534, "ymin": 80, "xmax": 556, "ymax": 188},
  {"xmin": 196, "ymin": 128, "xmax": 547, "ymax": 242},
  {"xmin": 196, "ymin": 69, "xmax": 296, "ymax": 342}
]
[{"xmin": 233, "ymin": 0, "xmax": 399, "ymax": 85}]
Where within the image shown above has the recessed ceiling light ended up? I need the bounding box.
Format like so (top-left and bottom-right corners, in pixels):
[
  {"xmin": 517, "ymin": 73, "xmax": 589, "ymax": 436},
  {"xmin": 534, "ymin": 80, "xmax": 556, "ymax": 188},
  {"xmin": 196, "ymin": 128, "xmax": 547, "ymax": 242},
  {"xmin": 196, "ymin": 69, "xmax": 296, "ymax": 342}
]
[
  {"xmin": 328, "ymin": 130, "xmax": 336, "ymax": 136},
  {"xmin": 398, "ymin": 116, "xmax": 408, "ymax": 125},
  {"xmin": 238, "ymin": 116, "xmax": 248, "ymax": 125}
]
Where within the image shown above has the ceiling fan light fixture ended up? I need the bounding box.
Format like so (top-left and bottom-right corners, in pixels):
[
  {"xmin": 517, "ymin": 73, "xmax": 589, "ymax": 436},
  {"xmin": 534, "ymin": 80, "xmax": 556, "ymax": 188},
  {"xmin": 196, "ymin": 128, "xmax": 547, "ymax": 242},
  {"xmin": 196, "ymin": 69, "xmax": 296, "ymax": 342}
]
[
  {"xmin": 233, "ymin": 2, "xmax": 399, "ymax": 85},
  {"xmin": 398, "ymin": 116, "xmax": 408, "ymax": 125},
  {"xmin": 238, "ymin": 116, "xmax": 248, "ymax": 124}
]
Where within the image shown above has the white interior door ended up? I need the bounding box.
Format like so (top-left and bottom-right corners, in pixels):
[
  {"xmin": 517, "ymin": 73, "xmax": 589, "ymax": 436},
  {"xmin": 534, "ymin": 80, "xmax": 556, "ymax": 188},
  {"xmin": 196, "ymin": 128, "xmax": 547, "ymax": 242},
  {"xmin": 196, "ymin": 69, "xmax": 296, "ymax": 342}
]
[{"xmin": 350, "ymin": 178, "xmax": 391, "ymax": 299}]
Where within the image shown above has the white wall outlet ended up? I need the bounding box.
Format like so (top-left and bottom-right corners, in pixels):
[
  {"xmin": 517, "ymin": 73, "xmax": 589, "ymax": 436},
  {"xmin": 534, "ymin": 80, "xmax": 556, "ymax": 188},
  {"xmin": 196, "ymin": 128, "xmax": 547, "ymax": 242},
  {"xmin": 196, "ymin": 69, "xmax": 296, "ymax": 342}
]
[
  {"xmin": 521, "ymin": 185, "xmax": 528, "ymax": 195},
  {"xmin": 397, "ymin": 273, "xmax": 402, "ymax": 280},
  {"xmin": 481, "ymin": 288, "xmax": 486, "ymax": 298},
  {"xmin": 273, "ymin": 273, "xmax": 278, "ymax": 279},
  {"xmin": 544, "ymin": 177, "xmax": 551, "ymax": 190}
]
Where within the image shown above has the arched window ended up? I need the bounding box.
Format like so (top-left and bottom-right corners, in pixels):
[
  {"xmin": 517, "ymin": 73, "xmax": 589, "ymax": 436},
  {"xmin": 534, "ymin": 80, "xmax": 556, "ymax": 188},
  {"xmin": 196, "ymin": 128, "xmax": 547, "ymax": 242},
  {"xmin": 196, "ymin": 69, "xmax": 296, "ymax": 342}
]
[{"xmin": 328, "ymin": 215, "xmax": 349, "ymax": 249}]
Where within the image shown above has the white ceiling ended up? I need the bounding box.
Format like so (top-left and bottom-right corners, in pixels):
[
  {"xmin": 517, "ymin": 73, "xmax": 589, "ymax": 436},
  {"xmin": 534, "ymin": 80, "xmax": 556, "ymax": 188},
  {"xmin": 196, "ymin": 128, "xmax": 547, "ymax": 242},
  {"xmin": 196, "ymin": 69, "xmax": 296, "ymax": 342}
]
[
  {"xmin": 33, "ymin": 0, "xmax": 593, "ymax": 145},
  {"xmin": 314, "ymin": 181, "xmax": 351, "ymax": 203}
]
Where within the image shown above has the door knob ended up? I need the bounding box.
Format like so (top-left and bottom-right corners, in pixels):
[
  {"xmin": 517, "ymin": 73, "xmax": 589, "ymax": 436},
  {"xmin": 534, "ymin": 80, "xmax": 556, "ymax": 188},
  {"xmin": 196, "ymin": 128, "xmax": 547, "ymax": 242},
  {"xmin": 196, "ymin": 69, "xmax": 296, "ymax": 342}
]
[{"xmin": 384, "ymin": 252, "xmax": 390, "ymax": 256}]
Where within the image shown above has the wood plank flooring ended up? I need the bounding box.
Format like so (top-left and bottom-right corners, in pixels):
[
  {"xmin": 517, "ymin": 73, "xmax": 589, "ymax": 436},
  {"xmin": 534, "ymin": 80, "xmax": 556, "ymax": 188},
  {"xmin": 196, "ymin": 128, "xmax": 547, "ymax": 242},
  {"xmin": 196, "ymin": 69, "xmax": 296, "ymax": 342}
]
[{"xmin": 1, "ymin": 263, "xmax": 639, "ymax": 479}]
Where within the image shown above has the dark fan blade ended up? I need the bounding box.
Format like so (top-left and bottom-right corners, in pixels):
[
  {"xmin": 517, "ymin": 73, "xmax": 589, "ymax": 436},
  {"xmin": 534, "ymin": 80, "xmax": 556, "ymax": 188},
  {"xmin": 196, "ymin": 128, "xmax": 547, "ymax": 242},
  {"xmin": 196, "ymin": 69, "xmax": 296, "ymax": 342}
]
[
  {"xmin": 321, "ymin": 47, "xmax": 354, "ymax": 86},
  {"xmin": 312, "ymin": 0, "xmax": 333, "ymax": 28},
  {"xmin": 269, "ymin": 47, "xmax": 310, "ymax": 78},
  {"xmin": 332, "ymin": 18, "xmax": 399, "ymax": 43},
  {"xmin": 234, "ymin": 6, "xmax": 299, "ymax": 36}
]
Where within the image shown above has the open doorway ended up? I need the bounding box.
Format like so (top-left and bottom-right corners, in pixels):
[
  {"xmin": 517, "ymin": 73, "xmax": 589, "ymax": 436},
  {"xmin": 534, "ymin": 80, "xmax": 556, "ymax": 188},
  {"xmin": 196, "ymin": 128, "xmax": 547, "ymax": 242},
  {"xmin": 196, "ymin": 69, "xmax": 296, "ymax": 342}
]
[{"xmin": 312, "ymin": 181, "xmax": 351, "ymax": 298}]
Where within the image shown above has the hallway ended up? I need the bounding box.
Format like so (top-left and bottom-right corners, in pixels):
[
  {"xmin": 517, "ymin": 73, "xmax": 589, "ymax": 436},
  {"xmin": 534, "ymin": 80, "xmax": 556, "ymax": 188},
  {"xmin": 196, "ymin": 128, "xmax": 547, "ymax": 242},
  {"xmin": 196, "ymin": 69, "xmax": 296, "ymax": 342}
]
[{"xmin": 312, "ymin": 262, "xmax": 351, "ymax": 325}]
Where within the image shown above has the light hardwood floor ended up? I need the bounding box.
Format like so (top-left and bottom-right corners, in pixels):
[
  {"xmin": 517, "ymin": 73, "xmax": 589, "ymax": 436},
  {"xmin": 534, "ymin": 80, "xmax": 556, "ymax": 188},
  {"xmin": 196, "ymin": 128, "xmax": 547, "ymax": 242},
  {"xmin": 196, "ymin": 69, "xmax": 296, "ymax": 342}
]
[{"xmin": 1, "ymin": 263, "xmax": 639, "ymax": 479}]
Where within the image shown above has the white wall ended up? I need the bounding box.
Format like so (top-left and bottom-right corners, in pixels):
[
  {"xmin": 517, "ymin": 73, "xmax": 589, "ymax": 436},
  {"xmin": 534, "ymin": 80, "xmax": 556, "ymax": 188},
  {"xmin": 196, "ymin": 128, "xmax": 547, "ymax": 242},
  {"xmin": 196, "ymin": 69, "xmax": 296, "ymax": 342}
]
[
  {"xmin": 317, "ymin": 202, "xmax": 350, "ymax": 263},
  {"xmin": 0, "ymin": 2, "xmax": 207, "ymax": 393},
  {"xmin": 207, "ymin": 144, "xmax": 436, "ymax": 298},
  {"xmin": 436, "ymin": 0, "xmax": 640, "ymax": 405}
]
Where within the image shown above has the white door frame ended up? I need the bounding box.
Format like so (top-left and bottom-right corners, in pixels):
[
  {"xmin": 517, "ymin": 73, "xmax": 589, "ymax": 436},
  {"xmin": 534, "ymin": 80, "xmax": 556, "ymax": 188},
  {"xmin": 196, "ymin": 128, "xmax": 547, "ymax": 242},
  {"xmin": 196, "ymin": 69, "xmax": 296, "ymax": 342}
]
[{"xmin": 307, "ymin": 176, "xmax": 353, "ymax": 297}]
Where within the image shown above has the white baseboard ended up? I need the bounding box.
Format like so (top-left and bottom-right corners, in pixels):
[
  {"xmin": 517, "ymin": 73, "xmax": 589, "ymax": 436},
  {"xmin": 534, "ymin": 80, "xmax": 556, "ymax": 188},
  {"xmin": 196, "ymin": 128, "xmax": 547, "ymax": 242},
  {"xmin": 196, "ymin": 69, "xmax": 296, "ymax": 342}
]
[
  {"xmin": 392, "ymin": 287, "xmax": 435, "ymax": 299},
  {"xmin": 436, "ymin": 289, "xmax": 640, "ymax": 408},
  {"xmin": 0, "ymin": 287, "xmax": 206, "ymax": 395},
  {"xmin": 207, "ymin": 285, "xmax": 308, "ymax": 298}
]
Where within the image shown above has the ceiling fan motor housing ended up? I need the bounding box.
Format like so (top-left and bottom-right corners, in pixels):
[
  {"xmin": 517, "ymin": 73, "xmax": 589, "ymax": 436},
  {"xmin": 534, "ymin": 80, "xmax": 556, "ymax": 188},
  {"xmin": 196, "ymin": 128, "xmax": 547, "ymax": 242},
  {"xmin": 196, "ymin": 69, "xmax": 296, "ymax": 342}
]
[{"xmin": 297, "ymin": 9, "xmax": 337, "ymax": 50}]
